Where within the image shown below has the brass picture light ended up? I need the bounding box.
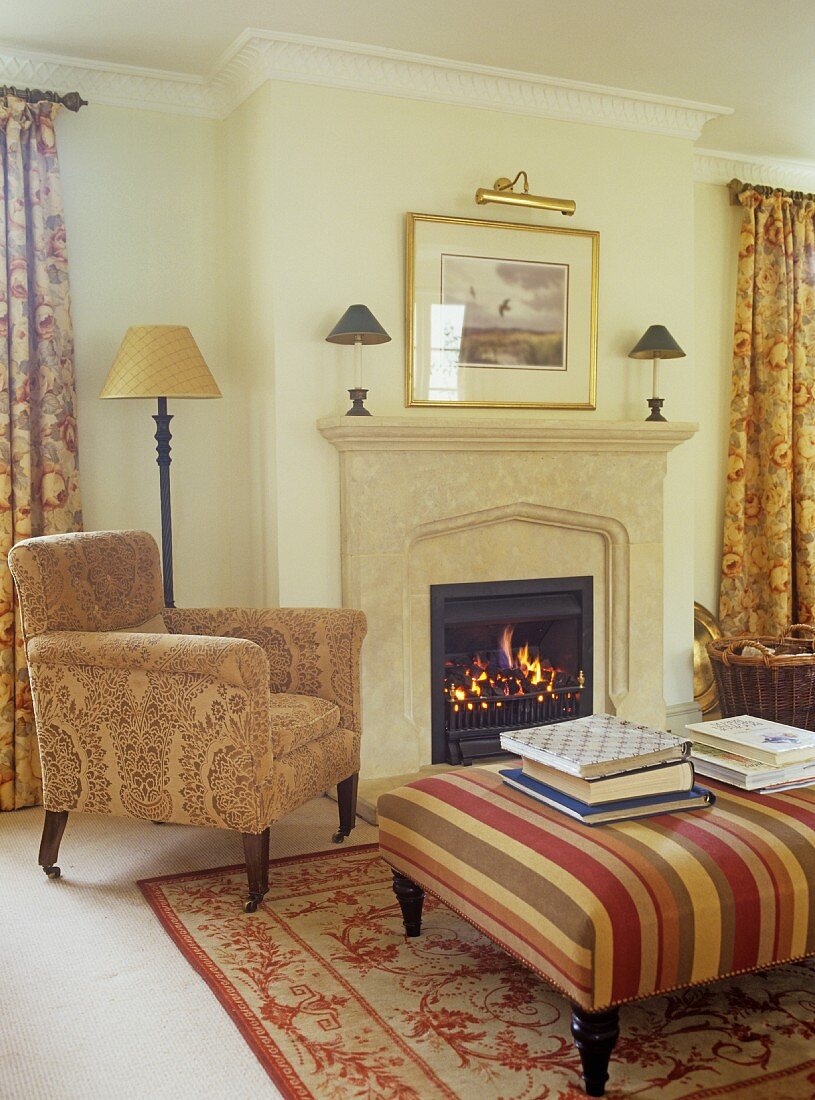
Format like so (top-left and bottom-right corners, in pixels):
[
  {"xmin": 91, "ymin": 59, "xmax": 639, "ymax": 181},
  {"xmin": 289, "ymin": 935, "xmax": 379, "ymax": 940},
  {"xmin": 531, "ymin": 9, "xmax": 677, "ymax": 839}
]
[{"xmin": 475, "ymin": 171, "xmax": 576, "ymax": 216}]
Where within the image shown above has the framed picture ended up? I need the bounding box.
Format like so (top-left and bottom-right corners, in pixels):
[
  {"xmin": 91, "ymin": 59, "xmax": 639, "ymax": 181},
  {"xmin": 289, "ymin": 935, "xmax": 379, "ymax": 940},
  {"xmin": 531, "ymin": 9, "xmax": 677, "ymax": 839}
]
[{"xmin": 405, "ymin": 212, "xmax": 599, "ymax": 409}]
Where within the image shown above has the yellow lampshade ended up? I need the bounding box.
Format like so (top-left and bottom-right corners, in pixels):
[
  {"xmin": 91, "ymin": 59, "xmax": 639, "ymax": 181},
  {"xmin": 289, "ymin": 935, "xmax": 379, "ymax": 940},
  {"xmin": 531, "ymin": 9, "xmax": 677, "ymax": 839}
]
[{"xmin": 100, "ymin": 326, "xmax": 221, "ymax": 399}]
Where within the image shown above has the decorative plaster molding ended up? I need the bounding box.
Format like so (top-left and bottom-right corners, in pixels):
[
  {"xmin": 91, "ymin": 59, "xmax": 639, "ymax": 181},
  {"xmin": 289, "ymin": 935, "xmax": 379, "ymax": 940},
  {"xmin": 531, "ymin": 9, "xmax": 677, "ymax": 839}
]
[
  {"xmin": 0, "ymin": 30, "xmax": 731, "ymax": 138},
  {"xmin": 0, "ymin": 43, "xmax": 220, "ymax": 117},
  {"xmin": 216, "ymin": 31, "xmax": 731, "ymax": 138},
  {"xmin": 694, "ymin": 148, "xmax": 815, "ymax": 190},
  {"xmin": 318, "ymin": 415, "xmax": 698, "ymax": 453}
]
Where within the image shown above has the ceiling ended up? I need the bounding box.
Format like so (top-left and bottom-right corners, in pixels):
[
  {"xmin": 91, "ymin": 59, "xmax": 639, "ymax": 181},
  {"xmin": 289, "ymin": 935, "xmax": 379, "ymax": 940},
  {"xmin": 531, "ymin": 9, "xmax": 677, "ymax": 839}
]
[{"xmin": 3, "ymin": 0, "xmax": 814, "ymax": 160}]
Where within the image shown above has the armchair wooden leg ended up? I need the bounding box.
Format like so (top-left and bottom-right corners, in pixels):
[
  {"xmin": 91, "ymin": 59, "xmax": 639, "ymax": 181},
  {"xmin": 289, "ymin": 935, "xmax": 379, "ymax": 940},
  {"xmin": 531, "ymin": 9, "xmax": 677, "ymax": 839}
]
[
  {"xmin": 241, "ymin": 827, "xmax": 270, "ymax": 913},
  {"xmin": 332, "ymin": 771, "xmax": 359, "ymax": 843},
  {"xmin": 39, "ymin": 810, "xmax": 69, "ymax": 879}
]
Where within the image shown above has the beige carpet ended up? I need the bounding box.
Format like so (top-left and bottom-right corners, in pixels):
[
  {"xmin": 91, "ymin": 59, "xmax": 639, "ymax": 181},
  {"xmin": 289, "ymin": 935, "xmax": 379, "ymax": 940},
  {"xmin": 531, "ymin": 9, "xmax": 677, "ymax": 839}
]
[{"xmin": 0, "ymin": 798, "xmax": 377, "ymax": 1100}]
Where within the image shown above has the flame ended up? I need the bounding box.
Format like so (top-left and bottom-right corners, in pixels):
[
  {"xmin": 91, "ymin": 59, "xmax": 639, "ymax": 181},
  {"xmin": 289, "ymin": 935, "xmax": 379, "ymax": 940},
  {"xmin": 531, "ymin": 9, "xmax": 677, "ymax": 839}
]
[{"xmin": 445, "ymin": 622, "xmax": 571, "ymax": 704}]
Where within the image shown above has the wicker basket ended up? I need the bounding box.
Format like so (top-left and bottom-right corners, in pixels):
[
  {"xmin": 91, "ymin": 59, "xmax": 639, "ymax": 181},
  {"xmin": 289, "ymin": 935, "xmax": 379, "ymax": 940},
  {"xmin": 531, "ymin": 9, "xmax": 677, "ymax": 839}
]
[{"xmin": 707, "ymin": 625, "xmax": 815, "ymax": 730}]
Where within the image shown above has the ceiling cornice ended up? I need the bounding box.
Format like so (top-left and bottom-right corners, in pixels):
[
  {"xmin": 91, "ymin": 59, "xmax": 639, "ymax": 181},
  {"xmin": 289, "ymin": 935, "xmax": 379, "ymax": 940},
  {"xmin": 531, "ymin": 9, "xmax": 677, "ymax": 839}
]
[
  {"xmin": 694, "ymin": 148, "xmax": 815, "ymax": 190},
  {"xmin": 0, "ymin": 30, "xmax": 731, "ymax": 139},
  {"xmin": 0, "ymin": 42, "xmax": 221, "ymax": 117},
  {"xmin": 214, "ymin": 31, "xmax": 731, "ymax": 138}
]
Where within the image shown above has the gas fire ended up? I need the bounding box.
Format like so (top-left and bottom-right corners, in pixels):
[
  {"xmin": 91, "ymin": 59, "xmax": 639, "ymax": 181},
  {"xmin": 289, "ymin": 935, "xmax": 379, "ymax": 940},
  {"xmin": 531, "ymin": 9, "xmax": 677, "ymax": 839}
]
[{"xmin": 445, "ymin": 623, "xmax": 579, "ymax": 704}]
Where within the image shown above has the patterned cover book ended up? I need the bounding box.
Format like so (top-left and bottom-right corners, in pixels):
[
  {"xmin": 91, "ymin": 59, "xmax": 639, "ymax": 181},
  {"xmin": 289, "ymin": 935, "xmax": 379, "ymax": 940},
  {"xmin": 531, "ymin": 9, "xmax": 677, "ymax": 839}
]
[
  {"xmin": 500, "ymin": 768, "xmax": 715, "ymax": 825},
  {"xmin": 500, "ymin": 713, "xmax": 690, "ymax": 778},
  {"xmin": 686, "ymin": 714, "xmax": 815, "ymax": 766}
]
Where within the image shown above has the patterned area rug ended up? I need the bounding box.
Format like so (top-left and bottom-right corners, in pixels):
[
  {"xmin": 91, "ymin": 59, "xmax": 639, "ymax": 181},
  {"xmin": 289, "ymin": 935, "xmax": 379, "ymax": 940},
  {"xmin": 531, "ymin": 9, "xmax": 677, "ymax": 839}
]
[{"xmin": 139, "ymin": 845, "xmax": 815, "ymax": 1100}]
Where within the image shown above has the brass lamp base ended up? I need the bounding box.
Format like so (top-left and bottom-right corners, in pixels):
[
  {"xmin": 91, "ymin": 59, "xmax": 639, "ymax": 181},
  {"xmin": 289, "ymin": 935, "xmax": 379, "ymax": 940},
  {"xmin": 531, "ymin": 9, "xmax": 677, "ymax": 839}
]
[
  {"xmin": 346, "ymin": 388, "xmax": 372, "ymax": 416},
  {"xmin": 646, "ymin": 398, "xmax": 667, "ymax": 422}
]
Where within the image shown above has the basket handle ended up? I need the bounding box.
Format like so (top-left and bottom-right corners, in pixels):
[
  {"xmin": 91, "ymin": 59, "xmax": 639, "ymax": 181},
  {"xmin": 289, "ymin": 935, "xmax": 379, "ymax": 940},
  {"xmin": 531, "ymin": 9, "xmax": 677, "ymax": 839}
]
[
  {"xmin": 719, "ymin": 639, "xmax": 775, "ymax": 667},
  {"xmin": 782, "ymin": 623, "xmax": 815, "ymax": 640}
]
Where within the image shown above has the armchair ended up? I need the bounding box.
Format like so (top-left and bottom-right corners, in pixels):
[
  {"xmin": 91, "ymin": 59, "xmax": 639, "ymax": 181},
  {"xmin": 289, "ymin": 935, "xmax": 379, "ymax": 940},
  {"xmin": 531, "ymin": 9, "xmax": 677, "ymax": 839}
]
[{"xmin": 8, "ymin": 530, "xmax": 367, "ymax": 912}]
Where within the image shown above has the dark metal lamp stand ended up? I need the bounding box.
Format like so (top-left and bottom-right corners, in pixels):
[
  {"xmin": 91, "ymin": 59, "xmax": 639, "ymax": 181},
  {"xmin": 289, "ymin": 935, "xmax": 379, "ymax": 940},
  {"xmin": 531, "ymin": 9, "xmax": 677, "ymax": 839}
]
[{"xmin": 152, "ymin": 396, "xmax": 174, "ymax": 607}]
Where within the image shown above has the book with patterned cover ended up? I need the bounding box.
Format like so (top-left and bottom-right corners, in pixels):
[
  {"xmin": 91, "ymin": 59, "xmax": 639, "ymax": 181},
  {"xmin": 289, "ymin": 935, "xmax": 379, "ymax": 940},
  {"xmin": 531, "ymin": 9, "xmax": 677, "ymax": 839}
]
[{"xmin": 500, "ymin": 713, "xmax": 690, "ymax": 778}]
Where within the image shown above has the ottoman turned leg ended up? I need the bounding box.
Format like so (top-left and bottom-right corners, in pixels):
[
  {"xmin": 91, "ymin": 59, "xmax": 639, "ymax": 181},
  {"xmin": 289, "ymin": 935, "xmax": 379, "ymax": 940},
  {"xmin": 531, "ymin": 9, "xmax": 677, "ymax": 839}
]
[
  {"xmin": 392, "ymin": 869, "xmax": 425, "ymax": 936},
  {"xmin": 570, "ymin": 1005, "xmax": 620, "ymax": 1097}
]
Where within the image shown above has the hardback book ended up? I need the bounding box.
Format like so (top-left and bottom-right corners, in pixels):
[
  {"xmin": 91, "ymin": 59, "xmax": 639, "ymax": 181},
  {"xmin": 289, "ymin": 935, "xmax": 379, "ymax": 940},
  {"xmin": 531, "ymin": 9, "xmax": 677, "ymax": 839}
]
[
  {"xmin": 691, "ymin": 742, "xmax": 815, "ymax": 791},
  {"xmin": 686, "ymin": 714, "xmax": 815, "ymax": 767},
  {"xmin": 500, "ymin": 768, "xmax": 715, "ymax": 825},
  {"xmin": 521, "ymin": 757, "xmax": 695, "ymax": 805},
  {"xmin": 499, "ymin": 713, "xmax": 690, "ymax": 779}
]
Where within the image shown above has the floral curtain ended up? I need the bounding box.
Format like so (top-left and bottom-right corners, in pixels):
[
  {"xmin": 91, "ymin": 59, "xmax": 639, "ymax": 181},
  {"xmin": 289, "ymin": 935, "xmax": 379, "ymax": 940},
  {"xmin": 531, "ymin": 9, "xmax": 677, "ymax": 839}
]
[
  {"xmin": 0, "ymin": 97, "xmax": 82, "ymax": 810},
  {"xmin": 720, "ymin": 189, "xmax": 815, "ymax": 636}
]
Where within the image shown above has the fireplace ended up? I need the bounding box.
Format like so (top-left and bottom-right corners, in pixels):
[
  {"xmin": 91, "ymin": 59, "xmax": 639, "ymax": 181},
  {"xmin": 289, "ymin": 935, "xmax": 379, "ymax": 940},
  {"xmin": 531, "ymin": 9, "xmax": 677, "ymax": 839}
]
[{"xmin": 431, "ymin": 576, "xmax": 593, "ymax": 764}]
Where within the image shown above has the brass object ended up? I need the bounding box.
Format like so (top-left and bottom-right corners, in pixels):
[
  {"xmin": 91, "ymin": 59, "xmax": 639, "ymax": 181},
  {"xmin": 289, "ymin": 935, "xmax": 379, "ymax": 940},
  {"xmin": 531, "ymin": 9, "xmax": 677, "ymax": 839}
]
[
  {"xmin": 405, "ymin": 212, "xmax": 599, "ymax": 409},
  {"xmin": 0, "ymin": 85, "xmax": 87, "ymax": 112},
  {"xmin": 728, "ymin": 177, "xmax": 815, "ymax": 205},
  {"xmin": 577, "ymin": 669, "xmax": 586, "ymax": 688},
  {"xmin": 693, "ymin": 601, "xmax": 722, "ymax": 715},
  {"xmin": 476, "ymin": 170, "xmax": 576, "ymax": 216}
]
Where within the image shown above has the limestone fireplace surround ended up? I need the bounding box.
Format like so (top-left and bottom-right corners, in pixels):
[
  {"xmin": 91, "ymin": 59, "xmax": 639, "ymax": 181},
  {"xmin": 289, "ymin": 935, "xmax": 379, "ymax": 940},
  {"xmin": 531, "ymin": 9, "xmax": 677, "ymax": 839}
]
[{"xmin": 319, "ymin": 416, "xmax": 696, "ymax": 781}]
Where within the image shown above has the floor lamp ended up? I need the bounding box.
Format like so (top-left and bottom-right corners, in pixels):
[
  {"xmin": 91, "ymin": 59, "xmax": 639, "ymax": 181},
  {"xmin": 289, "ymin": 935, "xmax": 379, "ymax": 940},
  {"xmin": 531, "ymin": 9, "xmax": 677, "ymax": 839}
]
[{"xmin": 99, "ymin": 325, "xmax": 221, "ymax": 607}]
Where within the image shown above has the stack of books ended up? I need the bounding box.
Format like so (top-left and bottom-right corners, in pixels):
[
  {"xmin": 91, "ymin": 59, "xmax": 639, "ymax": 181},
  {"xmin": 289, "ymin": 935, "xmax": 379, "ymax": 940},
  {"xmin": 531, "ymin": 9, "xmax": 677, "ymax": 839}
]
[
  {"xmin": 687, "ymin": 714, "xmax": 815, "ymax": 793},
  {"xmin": 499, "ymin": 713, "xmax": 715, "ymax": 825}
]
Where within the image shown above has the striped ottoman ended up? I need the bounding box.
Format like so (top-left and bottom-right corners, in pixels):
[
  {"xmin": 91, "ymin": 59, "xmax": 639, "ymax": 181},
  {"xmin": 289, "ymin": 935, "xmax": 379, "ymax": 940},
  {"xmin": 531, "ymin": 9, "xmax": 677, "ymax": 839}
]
[{"xmin": 378, "ymin": 766, "xmax": 815, "ymax": 1097}]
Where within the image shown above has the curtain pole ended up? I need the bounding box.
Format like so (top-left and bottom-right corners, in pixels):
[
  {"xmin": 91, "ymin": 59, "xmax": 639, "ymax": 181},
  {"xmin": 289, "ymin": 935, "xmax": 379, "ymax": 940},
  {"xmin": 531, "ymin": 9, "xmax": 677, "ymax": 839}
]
[
  {"xmin": 0, "ymin": 86, "xmax": 87, "ymax": 112},
  {"xmin": 728, "ymin": 177, "xmax": 815, "ymax": 206}
]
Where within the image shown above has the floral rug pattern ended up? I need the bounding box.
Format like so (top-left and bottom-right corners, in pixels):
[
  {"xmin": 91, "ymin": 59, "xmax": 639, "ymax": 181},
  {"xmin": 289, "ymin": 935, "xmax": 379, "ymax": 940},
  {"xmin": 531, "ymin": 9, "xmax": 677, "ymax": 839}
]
[{"xmin": 139, "ymin": 845, "xmax": 815, "ymax": 1099}]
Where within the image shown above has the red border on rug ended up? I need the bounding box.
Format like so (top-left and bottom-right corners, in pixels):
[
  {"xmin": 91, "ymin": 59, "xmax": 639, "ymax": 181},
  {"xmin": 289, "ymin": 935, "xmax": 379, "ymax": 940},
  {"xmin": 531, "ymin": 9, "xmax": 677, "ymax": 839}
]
[{"xmin": 137, "ymin": 843, "xmax": 382, "ymax": 1100}]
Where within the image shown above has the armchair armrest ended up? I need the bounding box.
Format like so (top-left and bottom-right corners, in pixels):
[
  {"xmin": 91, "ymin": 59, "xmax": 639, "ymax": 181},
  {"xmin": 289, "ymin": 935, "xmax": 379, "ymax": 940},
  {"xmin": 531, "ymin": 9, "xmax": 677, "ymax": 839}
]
[
  {"xmin": 163, "ymin": 607, "xmax": 367, "ymax": 732},
  {"xmin": 25, "ymin": 630, "xmax": 273, "ymax": 831},
  {"xmin": 27, "ymin": 629, "xmax": 268, "ymax": 692}
]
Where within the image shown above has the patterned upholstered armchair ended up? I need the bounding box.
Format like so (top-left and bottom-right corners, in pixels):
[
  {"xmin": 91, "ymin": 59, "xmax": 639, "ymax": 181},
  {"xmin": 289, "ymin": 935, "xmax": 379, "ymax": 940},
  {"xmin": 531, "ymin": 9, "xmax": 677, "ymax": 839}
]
[{"xmin": 8, "ymin": 530, "xmax": 367, "ymax": 912}]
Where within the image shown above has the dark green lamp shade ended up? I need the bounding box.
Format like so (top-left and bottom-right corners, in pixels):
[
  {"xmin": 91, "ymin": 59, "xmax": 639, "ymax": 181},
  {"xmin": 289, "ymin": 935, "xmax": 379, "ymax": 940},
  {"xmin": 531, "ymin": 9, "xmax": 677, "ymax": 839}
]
[
  {"xmin": 326, "ymin": 304, "xmax": 391, "ymax": 345},
  {"xmin": 628, "ymin": 325, "xmax": 686, "ymax": 359}
]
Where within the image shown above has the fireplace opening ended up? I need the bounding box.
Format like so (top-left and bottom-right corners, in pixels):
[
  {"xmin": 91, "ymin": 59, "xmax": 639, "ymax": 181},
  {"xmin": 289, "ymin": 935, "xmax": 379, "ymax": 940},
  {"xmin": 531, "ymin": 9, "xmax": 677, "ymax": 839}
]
[{"xmin": 430, "ymin": 576, "xmax": 593, "ymax": 764}]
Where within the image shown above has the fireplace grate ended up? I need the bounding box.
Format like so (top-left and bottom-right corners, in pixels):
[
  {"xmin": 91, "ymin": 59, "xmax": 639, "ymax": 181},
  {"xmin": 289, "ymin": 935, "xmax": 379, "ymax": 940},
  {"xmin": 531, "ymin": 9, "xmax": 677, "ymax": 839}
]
[{"xmin": 446, "ymin": 685, "xmax": 582, "ymax": 736}]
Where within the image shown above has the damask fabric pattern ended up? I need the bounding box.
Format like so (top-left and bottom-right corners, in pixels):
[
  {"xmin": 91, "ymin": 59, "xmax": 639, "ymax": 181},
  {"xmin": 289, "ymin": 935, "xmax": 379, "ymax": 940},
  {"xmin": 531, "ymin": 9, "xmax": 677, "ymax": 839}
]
[
  {"xmin": 0, "ymin": 98, "xmax": 83, "ymax": 810},
  {"xmin": 9, "ymin": 529, "xmax": 163, "ymax": 637},
  {"xmin": 9, "ymin": 530, "xmax": 366, "ymax": 834},
  {"xmin": 379, "ymin": 768, "xmax": 815, "ymax": 1012},
  {"xmin": 163, "ymin": 606, "xmax": 365, "ymax": 733},
  {"xmin": 720, "ymin": 189, "xmax": 815, "ymax": 635}
]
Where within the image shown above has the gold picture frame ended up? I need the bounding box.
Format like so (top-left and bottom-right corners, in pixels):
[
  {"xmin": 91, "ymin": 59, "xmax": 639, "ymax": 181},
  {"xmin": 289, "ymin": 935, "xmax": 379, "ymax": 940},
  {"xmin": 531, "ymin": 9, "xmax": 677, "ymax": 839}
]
[{"xmin": 405, "ymin": 212, "xmax": 599, "ymax": 409}]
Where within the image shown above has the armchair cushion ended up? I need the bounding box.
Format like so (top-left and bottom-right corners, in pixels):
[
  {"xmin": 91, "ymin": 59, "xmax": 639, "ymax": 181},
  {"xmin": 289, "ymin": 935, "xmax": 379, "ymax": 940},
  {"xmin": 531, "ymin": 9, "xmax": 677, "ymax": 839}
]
[{"xmin": 269, "ymin": 693, "xmax": 340, "ymax": 756}]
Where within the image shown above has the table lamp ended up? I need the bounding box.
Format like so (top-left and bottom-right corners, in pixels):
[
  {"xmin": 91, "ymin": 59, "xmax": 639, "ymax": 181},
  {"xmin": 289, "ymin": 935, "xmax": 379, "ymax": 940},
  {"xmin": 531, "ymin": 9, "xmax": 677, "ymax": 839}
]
[
  {"xmin": 325, "ymin": 304, "xmax": 391, "ymax": 416},
  {"xmin": 627, "ymin": 325, "xmax": 686, "ymax": 422},
  {"xmin": 100, "ymin": 325, "xmax": 221, "ymax": 606}
]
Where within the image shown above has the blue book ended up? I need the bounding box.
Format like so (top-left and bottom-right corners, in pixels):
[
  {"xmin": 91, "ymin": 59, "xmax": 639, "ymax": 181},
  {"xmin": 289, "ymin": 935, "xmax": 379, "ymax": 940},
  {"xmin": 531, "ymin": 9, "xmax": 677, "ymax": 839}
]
[{"xmin": 499, "ymin": 768, "xmax": 715, "ymax": 825}]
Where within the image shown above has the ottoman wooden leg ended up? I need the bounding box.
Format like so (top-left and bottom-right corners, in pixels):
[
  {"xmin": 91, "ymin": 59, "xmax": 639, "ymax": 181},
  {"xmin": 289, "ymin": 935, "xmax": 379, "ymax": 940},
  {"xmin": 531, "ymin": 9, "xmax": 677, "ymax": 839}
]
[
  {"xmin": 392, "ymin": 869, "xmax": 425, "ymax": 936},
  {"xmin": 570, "ymin": 1005, "xmax": 620, "ymax": 1097}
]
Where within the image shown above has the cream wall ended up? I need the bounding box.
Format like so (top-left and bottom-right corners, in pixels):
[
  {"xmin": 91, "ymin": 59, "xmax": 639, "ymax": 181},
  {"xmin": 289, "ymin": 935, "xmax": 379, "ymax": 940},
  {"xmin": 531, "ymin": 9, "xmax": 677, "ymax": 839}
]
[
  {"xmin": 57, "ymin": 82, "xmax": 704, "ymax": 708},
  {"xmin": 223, "ymin": 81, "xmax": 698, "ymax": 706},
  {"xmin": 693, "ymin": 181, "xmax": 741, "ymax": 614},
  {"xmin": 57, "ymin": 104, "xmax": 258, "ymax": 608}
]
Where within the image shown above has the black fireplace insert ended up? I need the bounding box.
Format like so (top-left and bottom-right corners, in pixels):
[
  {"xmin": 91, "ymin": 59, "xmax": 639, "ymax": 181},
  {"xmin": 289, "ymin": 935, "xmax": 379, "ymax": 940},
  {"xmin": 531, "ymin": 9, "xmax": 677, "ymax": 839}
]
[{"xmin": 430, "ymin": 576, "xmax": 593, "ymax": 764}]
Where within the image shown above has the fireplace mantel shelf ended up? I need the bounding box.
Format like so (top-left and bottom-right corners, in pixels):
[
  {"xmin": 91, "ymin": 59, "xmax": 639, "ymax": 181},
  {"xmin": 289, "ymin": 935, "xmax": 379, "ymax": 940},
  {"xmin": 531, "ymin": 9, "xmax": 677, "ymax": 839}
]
[{"xmin": 318, "ymin": 415, "xmax": 697, "ymax": 453}]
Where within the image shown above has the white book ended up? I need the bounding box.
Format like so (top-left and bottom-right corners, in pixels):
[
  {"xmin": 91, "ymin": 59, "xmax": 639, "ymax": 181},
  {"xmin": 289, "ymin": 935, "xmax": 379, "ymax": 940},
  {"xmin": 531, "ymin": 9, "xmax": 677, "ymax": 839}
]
[
  {"xmin": 691, "ymin": 743, "xmax": 815, "ymax": 791},
  {"xmin": 687, "ymin": 714, "xmax": 815, "ymax": 767},
  {"xmin": 500, "ymin": 713, "xmax": 689, "ymax": 779}
]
